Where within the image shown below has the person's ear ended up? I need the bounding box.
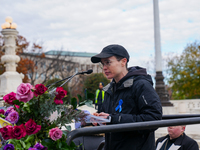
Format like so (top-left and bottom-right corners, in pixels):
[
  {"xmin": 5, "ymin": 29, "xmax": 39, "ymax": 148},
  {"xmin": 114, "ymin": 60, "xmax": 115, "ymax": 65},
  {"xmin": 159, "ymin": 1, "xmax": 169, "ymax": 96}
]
[
  {"xmin": 182, "ymin": 126, "xmax": 186, "ymax": 131},
  {"xmin": 121, "ymin": 58, "xmax": 127, "ymax": 67}
]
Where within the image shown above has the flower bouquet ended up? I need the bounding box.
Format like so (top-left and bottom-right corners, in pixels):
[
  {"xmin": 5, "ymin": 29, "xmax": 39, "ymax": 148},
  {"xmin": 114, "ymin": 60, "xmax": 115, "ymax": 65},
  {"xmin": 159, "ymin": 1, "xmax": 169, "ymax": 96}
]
[{"xmin": 0, "ymin": 83, "xmax": 87, "ymax": 150}]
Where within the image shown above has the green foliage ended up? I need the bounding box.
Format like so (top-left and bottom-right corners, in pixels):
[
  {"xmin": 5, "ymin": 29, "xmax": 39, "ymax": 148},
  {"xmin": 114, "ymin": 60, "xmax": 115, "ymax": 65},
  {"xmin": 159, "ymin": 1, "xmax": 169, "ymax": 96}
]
[
  {"xmin": 166, "ymin": 41, "xmax": 200, "ymax": 99},
  {"xmin": 83, "ymin": 73, "xmax": 110, "ymax": 97},
  {"xmin": 8, "ymin": 135, "xmax": 35, "ymax": 150},
  {"xmin": 41, "ymin": 137, "xmax": 77, "ymax": 150}
]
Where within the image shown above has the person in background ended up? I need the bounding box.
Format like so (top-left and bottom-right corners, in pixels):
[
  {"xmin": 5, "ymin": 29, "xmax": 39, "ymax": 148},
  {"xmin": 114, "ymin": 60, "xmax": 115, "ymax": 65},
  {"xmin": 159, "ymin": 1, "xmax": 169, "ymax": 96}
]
[
  {"xmin": 156, "ymin": 125, "xmax": 199, "ymax": 150},
  {"xmin": 91, "ymin": 44, "xmax": 162, "ymax": 150},
  {"xmin": 95, "ymin": 82, "xmax": 105, "ymax": 113}
]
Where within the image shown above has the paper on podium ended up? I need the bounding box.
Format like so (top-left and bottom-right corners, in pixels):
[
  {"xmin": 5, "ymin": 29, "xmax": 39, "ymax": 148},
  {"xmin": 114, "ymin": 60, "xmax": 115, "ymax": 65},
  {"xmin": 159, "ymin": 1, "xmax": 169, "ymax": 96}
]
[{"xmin": 85, "ymin": 114, "xmax": 111, "ymax": 125}]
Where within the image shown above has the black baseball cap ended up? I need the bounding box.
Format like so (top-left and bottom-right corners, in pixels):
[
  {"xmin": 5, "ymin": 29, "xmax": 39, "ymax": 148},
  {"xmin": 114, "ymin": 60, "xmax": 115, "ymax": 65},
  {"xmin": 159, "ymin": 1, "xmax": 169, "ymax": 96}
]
[{"xmin": 91, "ymin": 44, "xmax": 130, "ymax": 63}]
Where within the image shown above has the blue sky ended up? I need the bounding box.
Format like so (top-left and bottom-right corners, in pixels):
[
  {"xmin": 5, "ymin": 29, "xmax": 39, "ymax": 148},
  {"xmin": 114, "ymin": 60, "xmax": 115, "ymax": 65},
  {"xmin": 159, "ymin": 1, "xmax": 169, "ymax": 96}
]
[{"xmin": 1, "ymin": 0, "xmax": 200, "ymax": 76}]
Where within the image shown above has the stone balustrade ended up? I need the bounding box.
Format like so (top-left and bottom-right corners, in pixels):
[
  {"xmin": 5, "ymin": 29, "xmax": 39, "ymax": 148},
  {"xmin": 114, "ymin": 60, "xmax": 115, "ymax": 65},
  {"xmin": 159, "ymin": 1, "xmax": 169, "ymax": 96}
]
[{"xmin": 163, "ymin": 99, "xmax": 200, "ymax": 114}]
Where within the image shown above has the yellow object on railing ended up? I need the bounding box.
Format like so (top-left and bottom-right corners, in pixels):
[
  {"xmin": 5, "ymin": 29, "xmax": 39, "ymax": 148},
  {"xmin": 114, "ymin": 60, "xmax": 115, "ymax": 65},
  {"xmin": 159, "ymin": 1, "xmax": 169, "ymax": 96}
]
[{"xmin": 0, "ymin": 117, "xmax": 12, "ymax": 128}]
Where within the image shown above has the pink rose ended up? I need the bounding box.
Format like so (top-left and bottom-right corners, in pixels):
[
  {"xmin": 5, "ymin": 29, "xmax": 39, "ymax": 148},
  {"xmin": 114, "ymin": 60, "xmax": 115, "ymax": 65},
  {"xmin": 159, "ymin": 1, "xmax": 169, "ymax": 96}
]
[
  {"xmin": 15, "ymin": 105, "xmax": 20, "ymax": 109},
  {"xmin": 16, "ymin": 83, "xmax": 34, "ymax": 103},
  {"xmin": 3, "ymin": 92, "xmax": 16, "ymax": 105},
  {"xmin": 0, "ymin": 125, "xmax": 13, "ymax": 140},
  {"xmin": 5, "ymin": 110, "xmax": 19, "ymax": 124},
  {"xmin": 49, "ymin": 127, "xmax": 62, "ymax": 141},
  {"xmin": 25, "ymin": 119, "xmax": 41, "ymax": 135},
  {"xmin": 55, "ymin": 87, "xmax": 67, "ymax": 99},
  {"xmin": 34, "ymin": 84, "xmax": 48, "ymax": 97},
  {"xmin": 0, "ymin": 109, "xmax": 5, "ymax": 115},
  {"xmin": 7, "ymin": 106, "xmax": 14, "ymax": 111},
  {"xmin": 12, "ymin": 124, "xmax": 26, "ymax": 140},
  {"xmin": 54, "ymin": 99, "xmax": 63, "ymax": 105}
]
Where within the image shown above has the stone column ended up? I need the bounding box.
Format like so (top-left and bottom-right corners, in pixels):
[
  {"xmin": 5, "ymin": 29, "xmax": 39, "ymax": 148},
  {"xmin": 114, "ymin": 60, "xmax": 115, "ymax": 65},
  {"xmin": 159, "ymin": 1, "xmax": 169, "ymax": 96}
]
[
  {"xmin": 153, "ymin": 0, "xmax": 173, "ymax": 106},
  {"xmin": 0, "ymin": 26, "xmax": 24, "ymax": 96}
]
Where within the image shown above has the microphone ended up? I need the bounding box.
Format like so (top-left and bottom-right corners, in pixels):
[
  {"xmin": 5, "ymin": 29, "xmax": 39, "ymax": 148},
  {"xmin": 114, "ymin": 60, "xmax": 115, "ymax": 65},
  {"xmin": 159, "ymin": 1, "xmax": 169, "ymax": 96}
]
[
  {"xmin": 46, "ymin": 69, "xmax": 93, "ymax": 88},
  {"xmin": 79, "ymin": 69, "xmax": 93, "ymax": 75}
]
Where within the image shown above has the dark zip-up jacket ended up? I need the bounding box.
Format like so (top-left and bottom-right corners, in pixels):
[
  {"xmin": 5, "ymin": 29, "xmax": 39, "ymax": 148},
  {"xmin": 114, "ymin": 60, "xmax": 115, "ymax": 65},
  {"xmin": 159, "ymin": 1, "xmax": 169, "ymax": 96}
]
[{"xmin": 101, "ymin": 66, "xmax": 162, "ymax": 150}]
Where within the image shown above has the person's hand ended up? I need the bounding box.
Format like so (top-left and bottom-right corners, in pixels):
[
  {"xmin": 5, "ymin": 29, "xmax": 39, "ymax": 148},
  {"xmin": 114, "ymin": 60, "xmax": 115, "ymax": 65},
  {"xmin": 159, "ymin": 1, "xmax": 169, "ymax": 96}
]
[
  {"xmin": 99, "ymin": 112, "xmax": 109, "ymax": 119},
  {"xmin": 92, "ymin": 112, "xmax": 99, "ymax": 126},
  {"xmin": 98, "ymin": 112, "xmax": 110, "ymax": 125}
]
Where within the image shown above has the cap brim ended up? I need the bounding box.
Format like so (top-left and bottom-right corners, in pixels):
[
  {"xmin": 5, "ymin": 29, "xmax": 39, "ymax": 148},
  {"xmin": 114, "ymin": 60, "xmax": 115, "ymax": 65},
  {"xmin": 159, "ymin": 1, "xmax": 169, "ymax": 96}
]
[{"xmin": 91, "ymin": 53, "xmax": 113, "ymax": 63}]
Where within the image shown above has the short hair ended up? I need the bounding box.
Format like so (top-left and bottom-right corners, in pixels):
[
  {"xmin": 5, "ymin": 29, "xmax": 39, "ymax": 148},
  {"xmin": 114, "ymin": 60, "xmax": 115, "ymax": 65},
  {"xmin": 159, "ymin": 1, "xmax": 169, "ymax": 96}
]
[{"xmin": 115, "ymin": 55, "xmax": 128, "ymax": 69}]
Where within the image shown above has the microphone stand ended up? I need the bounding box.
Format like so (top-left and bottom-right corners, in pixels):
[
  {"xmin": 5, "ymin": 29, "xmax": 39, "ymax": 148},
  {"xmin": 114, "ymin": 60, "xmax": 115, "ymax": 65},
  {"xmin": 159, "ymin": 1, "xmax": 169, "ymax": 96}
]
[
  {"xmin": 49, "ymin": 71, "xmax": 79, "ymax": 94},
  {"xmin": 48, "ymin": 69, "xmax": 93, "ymax": 94},
  {"xmin": 47, "ymin": 76, "xmax": 72, "ymax": 89}
]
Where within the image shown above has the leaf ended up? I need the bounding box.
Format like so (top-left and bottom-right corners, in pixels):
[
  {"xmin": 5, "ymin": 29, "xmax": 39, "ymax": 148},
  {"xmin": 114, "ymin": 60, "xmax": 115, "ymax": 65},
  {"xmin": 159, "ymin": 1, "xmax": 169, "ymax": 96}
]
[
  {"xmin": 24, "ymin": 134, "xmax": 35, "ymax": 143},
  {"xmin": 23, "ymin": 103, "xmax": 31, "ymax": 113},
  {"xmin": 15, "ymin": 143, "xmax": 22, "ymax": 150},
  {"xmin": 79, "ymin": 100, "xmax": 93, "ymax": 108},
  {"xmin": 69, "ymin": 141, "xmax": 78, "ymax": 150},
  {"xmin": 62, "ymin": 130, "xmax": 69, "ymax": 137},
  {"xmin": 61, "ymin": 141, "xmax": 70, "ymax": 149},
  {"xmin": 42, "ymin": 138, "xmax": 55, "ymax": 148},
  {"xmin": 71, "ymin": 97, "xmax": 77, "ymax": 109},
  {"xmin": 20, "ymin": 140, "xmax": 26, "ymax": 148},
  {"xmin": 79, "ymin": 100, "xmax": 87, "ymax": 107},
  {"xmin": 0, "ymin": 114, "xmax": 5, "ymax": 118},
  {"xmin": 25, "ymin": 142, "xmax": 32, "ymax": 149},
  {"xmin": 64, "ymin": 125, "xmax": 71, "ymax": 131},
  {"xmin": 77, "ymin": 94, "xmax": 82, "ymax": 102},
  {"xmin": 46, "ymin": 123, "xmax": 57, "ymax": 130},
  {"xmin": 8, "ymin": 139, "xmax": 18, "ymax": 145},
  {"xmin": 13, "ymin": 100, "xmax": 21, "ymax": 105},
  {"xmin": 56, "ymin": 140, "xmax": 62, "ymax": 149}
]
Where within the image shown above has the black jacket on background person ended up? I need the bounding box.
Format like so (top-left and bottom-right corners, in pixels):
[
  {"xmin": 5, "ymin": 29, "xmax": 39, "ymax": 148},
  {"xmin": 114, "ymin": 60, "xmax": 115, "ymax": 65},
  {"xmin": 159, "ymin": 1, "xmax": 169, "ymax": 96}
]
[
  {"xmin": 156, "ymin": 133, "xmax": 199, "ymax": 150},
  {"xmin": 101, "ymin": 66, "xmax": 162, "ymax": 150}
]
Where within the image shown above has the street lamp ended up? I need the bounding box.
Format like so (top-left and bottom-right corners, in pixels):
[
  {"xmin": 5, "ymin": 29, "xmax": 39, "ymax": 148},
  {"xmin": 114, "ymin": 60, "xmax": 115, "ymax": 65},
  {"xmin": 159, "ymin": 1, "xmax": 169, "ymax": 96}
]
[
  {"xmin": 1, "ymin": 16, "xmax": 17, "ymax": 29},
  {"xmin": 0, "ymin": 16, "xmax": 24, "ymax": 97},
  {"xmin": 153, "ymin": 0, "xmax": 173, "ymax": 106}
]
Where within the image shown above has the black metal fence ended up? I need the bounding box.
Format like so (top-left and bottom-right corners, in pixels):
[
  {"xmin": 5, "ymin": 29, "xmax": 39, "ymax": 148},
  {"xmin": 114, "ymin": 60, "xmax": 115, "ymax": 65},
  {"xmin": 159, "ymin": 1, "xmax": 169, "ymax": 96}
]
[{"xmin": 66, "ymin": 114, "xmax": 200, "ymax": 145}]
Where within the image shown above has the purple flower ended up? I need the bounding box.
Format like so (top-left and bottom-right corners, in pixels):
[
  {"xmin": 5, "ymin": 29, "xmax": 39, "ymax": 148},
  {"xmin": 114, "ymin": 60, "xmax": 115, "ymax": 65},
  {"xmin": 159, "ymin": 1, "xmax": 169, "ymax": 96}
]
[
  {"xmin": 3, "ymin": 144, "xmax": 15, "ymax": 150},
  {"xmin": 28, "ymin": 148, "xmax": 38, "ymax": 150},
  {"xmin": 34, "ymin": 143, "xmax": 47, "ymax": 150},
  {"xmin": 4, "ymin": 106, "xmax": 14, "ymax": 116},
  {"xmin": 5, "ymin": 110, "xmax": 19, "ymax": 124}
]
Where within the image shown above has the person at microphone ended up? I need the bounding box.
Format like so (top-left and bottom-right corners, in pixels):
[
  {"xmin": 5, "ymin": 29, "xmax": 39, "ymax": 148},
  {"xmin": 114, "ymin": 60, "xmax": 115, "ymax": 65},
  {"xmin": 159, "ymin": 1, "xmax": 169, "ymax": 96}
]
[{"xmin": 91, "ymin": 44, "xmax": 162, "ymax": 150}]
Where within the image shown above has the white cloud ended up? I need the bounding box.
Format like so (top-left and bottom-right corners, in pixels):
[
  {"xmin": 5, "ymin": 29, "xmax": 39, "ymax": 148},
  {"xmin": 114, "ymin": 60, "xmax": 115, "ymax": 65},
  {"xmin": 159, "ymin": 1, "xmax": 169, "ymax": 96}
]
[{"xmin": 1, "ymin": 0, "xmax": 200, "ymax": 68}]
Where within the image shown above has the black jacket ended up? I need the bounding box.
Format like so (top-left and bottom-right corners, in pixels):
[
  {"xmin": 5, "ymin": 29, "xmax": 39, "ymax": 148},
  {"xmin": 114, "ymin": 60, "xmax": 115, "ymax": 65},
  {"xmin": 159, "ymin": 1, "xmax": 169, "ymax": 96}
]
[
  {"xmin": 156, "ymin": 133, "xmax": 199, "ymax": 150},
  {"xmin": 101, "ymin": 66, "xmax": 162, "ymax": 150}
]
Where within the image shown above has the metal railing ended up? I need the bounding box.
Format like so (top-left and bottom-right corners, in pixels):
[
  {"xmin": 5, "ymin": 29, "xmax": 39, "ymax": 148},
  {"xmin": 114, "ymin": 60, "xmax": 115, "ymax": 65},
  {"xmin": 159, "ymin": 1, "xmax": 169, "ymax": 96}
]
[
  {"xmin": 162, "ymin": 114, "xmax": 200, "ymax": 119},
  {"xmin": 66, "ymin": 114, "xmax": 200, "ymax": 145}
]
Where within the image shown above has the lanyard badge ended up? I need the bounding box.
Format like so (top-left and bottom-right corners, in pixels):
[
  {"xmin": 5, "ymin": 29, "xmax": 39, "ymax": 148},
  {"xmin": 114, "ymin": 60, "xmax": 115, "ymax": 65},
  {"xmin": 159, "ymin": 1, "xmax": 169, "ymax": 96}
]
[{"xmin": 115, "ymin": 99, "xmax": 123, "ymax": 113}]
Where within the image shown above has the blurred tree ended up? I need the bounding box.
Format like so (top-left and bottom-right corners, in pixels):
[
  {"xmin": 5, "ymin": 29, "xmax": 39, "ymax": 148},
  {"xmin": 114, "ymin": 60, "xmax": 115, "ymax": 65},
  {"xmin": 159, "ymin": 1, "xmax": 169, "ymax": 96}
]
[
  {"xmin": 166, "ymin": 41, "xmax": 200, "ymax": 99},
  {"xmin": 0, "ymin": 35, "xmax": 77, "ymax": 86},
  {"xmin": 83, "ymin": 73, "xmax": 110, "ymax": 101}
]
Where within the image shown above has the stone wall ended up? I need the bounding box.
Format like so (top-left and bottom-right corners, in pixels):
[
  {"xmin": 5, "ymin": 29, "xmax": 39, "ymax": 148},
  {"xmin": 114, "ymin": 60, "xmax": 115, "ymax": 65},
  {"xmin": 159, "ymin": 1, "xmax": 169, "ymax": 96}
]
[{"xmin": 163, "ymin": 99, "xmax": 200, "ymax": 114}]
